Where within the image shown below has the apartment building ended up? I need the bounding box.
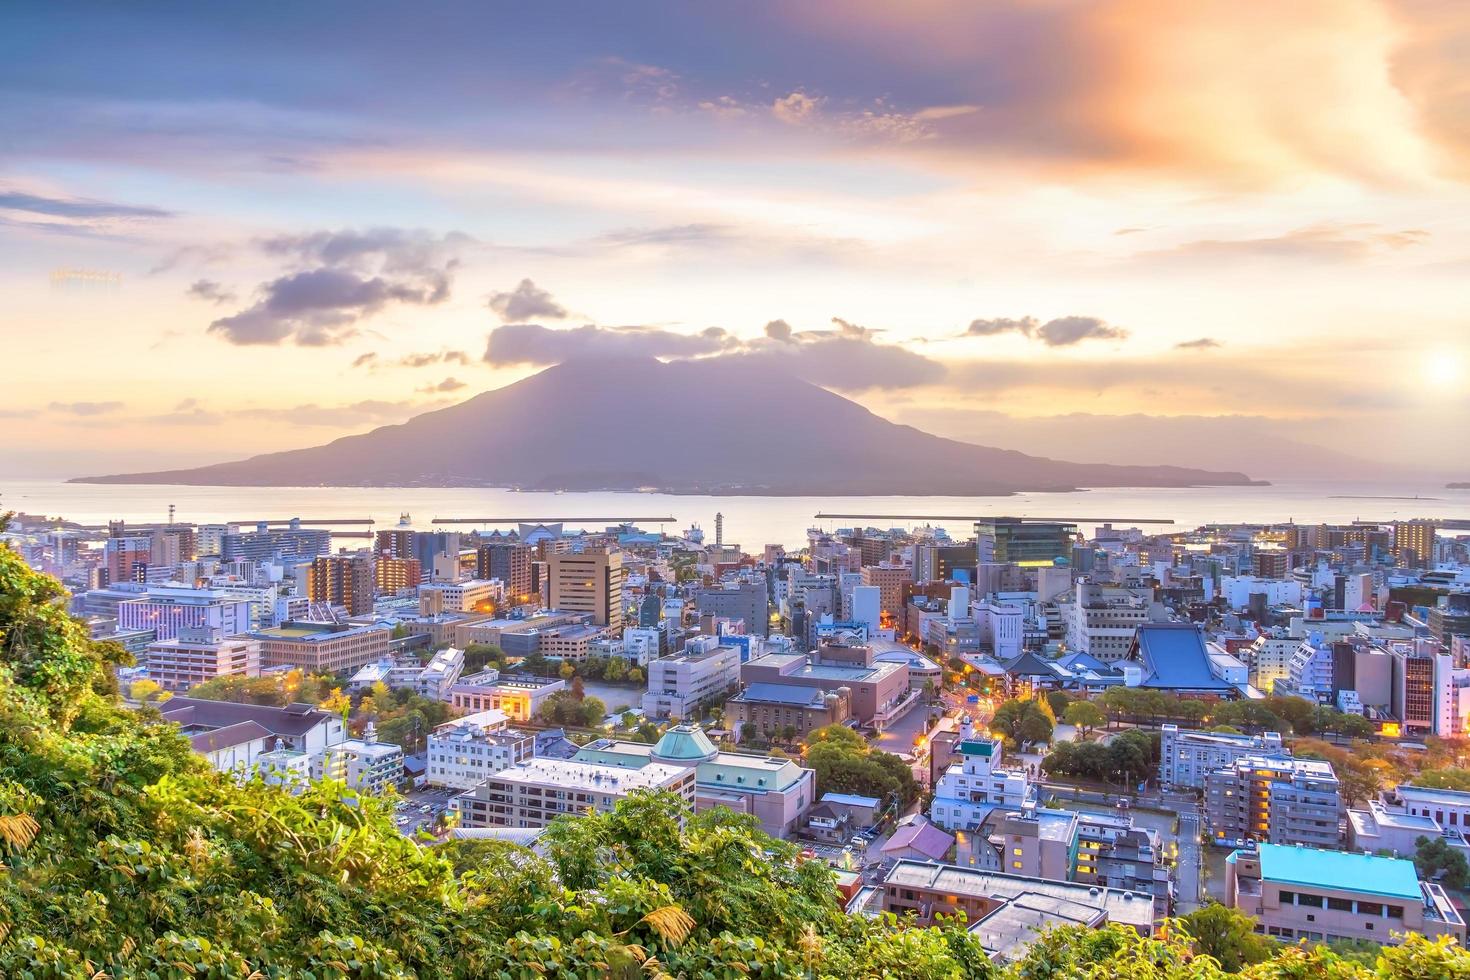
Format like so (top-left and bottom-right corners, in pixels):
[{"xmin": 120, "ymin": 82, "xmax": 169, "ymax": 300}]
[
  {"xmin": 929, "ymin": 737, "xmax": 1034, "ymax": 832},
  {"xmin": 1227, "ymin": 844, "xmax": 1464, "ymax": 946},
  {"xmin": 453, "ymin": 757, "xmax": 695, "ymax": 829},
  {"xmin": 860, "ymin": 563, "xmax": 912, "ymax": 622},
  {"xmin": 536, "ymin": 624, "xmax": 603, "ymax": 663},
  {"xmin": 1205, "ymin": 756, "xmax": 1342, "ymax": 849},
  {"xmin": 694, "ymin": 580, "xmax": 770, "ymax": 637},
  {"xmin": 251, "ymin": 621, "xmax": 391, "ymax": 674},
  {"xmin": 374, "ymin": 556, "xmax": 422, "ymax": 595},
  {"xmin": 144, "ymin": 625, "xmax": 260, "ymax": 692},
  {"xmin": 426, "ymin": 710, "xmax": 535, "ymax": 790},
  {"xmin": 1158, "ymin": 724, "xmax": 1287, "ymax": 790},
  {"xmin": 641, "ymin": 640, "xmax": 742, "ymax": 721},
  {"xmin": 306, "ymin": 554, "xmax": 374, "ymax": 616},
  {"xmin": 317, "ymin": 723, "xmax": 404, "ymax": 795}
]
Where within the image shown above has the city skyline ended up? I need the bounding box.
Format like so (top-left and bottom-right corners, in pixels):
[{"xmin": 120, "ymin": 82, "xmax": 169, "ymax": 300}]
[{"xmin": 3, "ymin": 2, "xmax": 1469, "ymax": 477}]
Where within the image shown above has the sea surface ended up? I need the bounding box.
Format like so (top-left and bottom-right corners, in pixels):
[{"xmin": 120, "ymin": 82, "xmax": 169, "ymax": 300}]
[{"xmin": 3, "ymin": 476, "xmax": 1467, "ymax": 549}]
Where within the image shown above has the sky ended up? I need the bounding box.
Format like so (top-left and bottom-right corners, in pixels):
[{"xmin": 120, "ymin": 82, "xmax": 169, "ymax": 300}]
[{"xmin": 2, "ymin": 1, "xmax": 1468, "ymax": 479}]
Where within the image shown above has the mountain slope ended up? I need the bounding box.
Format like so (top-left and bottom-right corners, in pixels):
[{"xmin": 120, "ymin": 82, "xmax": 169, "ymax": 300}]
[{"xmin": 73, "ymin": 356, "xmax": 1258, "ymax": 494}]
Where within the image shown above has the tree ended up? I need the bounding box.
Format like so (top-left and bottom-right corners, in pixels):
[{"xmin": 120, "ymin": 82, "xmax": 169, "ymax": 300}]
[
  {"xmin": 1064, "ymin": 699, "xmax": 1105, "ymax": 736},
  {"xmin": 1415, "ymin": 835, "xmax": 1470, "ymax": 890},
  {"xmin": 627, "ymin": 667, "xmax": 644, "ymax": 686},
  {"xmin": 804, "ymin": 724, "xmax": 918, "ymax": 808},
  {"xmin": 570, "ymin": 674, "xmax": 586, "ymax": 700},
  {"xmin": 1177, "ymin": 903, "xmax": 1278, "ymax": 972},
  {"xmin": 129, "ymin": 678, "xmax": 170, "ymax": 704},
  {"xmin": 558, "ymin": 661, "xmax": 576, "ymax": 680},
  {"xmin": 991, "ymin": 698, "xmax": 1054, "ymax": 748},
  {"xmin": 1045, "ymin": 690, "xmax": 1071, "ymax": 719}
]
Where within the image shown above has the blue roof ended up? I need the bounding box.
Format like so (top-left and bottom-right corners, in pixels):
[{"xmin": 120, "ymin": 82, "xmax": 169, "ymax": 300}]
[
  {"xmin": 1131, "ymin": 624, "xmax": 1234, "ymax": 691},
  {"xmin": 822, "ymin": 792, "xmax": 881, "ymax": 808},
  {"xmin": 1255, "ymin": 844, "xmax": 1422, "ymax": 901}
]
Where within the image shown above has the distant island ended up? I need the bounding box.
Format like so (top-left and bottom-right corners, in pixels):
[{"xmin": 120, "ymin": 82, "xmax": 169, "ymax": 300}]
[
  {"xmin": 74, "ymin": 356, "xmax": 1261, "ymax": 496},
  {"xmin": 1451, "ymin": 482, "xmax": 1470, "ymax": 490}
]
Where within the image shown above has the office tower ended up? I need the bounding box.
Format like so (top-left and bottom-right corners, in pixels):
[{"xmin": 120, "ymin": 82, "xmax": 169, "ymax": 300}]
[
  {"xmin": 307, "ymin": 554, "xmax": 375, "ymax": 615},
  {"xmin": 860, "ymin": 563, "xmax": 912, "ymax": 622},
  {"xmin": 975, "ymin": 518, "xmax": 1077, "ymax": 566},
  {"xmin": 475, "ymin": 541, "xmax": 533, "ymax": 603},
  {"xmin": 548, "ymin": 549, "xmax": 623, "ymax": 629},
  {"xmin": 222, "ymin": 522, "xmax": 331, "ymax": 562},
  {"xmin": 115, "ymin": 586, "xmax": 253, "ymax": 642}
]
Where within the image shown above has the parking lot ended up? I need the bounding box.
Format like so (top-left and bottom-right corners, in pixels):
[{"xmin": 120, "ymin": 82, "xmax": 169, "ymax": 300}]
[{"xmin": 393, "ymin": 785, "xmax": 459, "ymax": 837}]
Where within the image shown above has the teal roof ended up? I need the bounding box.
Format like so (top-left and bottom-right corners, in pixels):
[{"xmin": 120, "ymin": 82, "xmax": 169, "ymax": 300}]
[
  {"xmin": 1256, "ymin": 844, "xmax": 1422, "ymax": 901},
  {"xmin": 958, "ymin": 739, "xmax": 997, "ymax": 757},
  {"xmin": 651, "ymin": 724, "xmax": 718, "ymax": 763}
]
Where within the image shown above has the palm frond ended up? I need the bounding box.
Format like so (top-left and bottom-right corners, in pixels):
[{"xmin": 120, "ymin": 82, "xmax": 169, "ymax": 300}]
[{"xmin": 638, "ymin": 905, "xmax": 695, "ymax": 946}]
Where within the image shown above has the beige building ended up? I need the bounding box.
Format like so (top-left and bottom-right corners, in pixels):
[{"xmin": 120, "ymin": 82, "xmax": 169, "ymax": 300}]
[
  {"xmin": 145, "ymin": 625, "xmax": 260, "ymax": 692},
  {"xmin": 1205, "ymin": 756, "xmax": 1341, "ymax": 849},
  {"xmin": 251, "ymin": 621, "xmax": 390, "ymax": 674},
  {"xmin": 446, "ymin": 671, "xmax": 565, "ymax": 721},
  {"xmin": 1227, "ymin": 844, "xmax": 1464, "ymax": 946},
  {"xmin": 548, "ymin": 549, "xmax": 624, "ymax": 629},
  {"xmin": 860, "ymin": 563, "xmax": 912, "ymax": 622}
]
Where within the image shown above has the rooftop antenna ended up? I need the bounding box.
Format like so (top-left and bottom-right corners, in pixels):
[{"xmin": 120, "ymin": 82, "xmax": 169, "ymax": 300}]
[{"xmin": 168, "ymin": 503, "xmax": 176, "ymax": 526}]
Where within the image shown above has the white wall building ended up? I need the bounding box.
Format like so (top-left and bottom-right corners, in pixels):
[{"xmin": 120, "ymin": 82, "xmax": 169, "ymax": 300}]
[
  {"xmin": 426, "ymin": 710, "xmax": 535, "ymax": 790},
  {"xmin": 144, "ymin": 625, "xmax": 260, "ymax": 692},
  {"xmin": 929, "ymin": 736, "xmax": 1035, "ymax": 832},
  {"xmin": 117, "ymin": 586, "xmax": 252, "ymax": 643},
  {"xmin": 641, "ymin": 640, "xmax": 742, "ymax": 721}
]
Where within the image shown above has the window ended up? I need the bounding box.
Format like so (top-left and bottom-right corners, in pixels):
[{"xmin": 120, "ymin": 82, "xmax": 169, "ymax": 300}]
[
  {"xmin": 1328, "ymin": 897, "xmax": 1353, "ymax": 912},
  {"xmin": 1297, "ymin": 894, "xmax": 1323, "ymax": 909},
  {"xmin": 1387, "ymin": 906, "xmax": 1404, "ymax": 919},
  {"xmin": 1359, "ymin": 902, "xmax": 1383, "ymax": 917},
  {"xmin": 1278, "ymin": 890, "xmax": 1295, "ymax": 904}
]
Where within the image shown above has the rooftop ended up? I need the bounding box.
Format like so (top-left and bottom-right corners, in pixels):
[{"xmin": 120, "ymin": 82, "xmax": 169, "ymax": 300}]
[
  {"xmin": 730, "ymin": 683, "xmax": 832, "ymax": 707},
  {"xmin": 1129, "ymin": 624, "xmax": 1235, "ymax": 692},
  {"xmin": 491, "ymin": 758, "xmax": 689, "ymax": 791},
  {"xmin": 1254, "ymin": 843, "xmax": 1423, "ymax": 901},
  {"xmin": 821, "ymin": 791, "xmax": 881, "ymax": 809}
]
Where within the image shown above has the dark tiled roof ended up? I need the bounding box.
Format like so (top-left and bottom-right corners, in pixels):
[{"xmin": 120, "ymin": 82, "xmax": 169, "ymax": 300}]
[
  {"xmin": 161, "ymin": 697, "xmax": 334, "ymax": 737},
  {"xmin": 189, "ymin": 720, "xmax": 272, "ymax": 753}
]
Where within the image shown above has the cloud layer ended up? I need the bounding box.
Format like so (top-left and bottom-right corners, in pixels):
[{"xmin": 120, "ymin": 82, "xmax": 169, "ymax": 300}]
[{"xmin": 208, "ymin": 229, "xmax": 465, "ymax": 346}]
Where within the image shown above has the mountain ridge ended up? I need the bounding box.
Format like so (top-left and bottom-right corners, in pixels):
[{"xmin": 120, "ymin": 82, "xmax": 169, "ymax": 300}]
[{"xmin": 72, "ymin": 356, "xmax": 1261, "ymax": 495}]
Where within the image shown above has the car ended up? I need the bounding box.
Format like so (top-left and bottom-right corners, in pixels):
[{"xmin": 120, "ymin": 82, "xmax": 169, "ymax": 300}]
[{"xmin": 1116, "ymin": 798, "xmax": 1130, "ymax": 809}]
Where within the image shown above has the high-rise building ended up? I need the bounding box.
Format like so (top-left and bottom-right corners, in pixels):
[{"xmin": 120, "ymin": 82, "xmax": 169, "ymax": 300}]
[
  {"xmin": 1392, "ymin": 521, "xmax": 1437, "ymax": 569},
  {"xmin": 222, "ymin": 522, "xmax": 331, "ymax": 562},
  {"xmin": 975, "ymin": 518, "xmax": 1077, "ymax": 566},
  {"xmin": 116, "ymin": 586, "xmax": 253, "ymax": 643},
  {"xmin": 374, "ymin": 556, "xmax": 422, "ymax": 595},
  {"xmin": 1204, "ymin": 755, "xmax": 1341, "ymax": 849},
  {"xmin": 860, "ymin": 563, "xmax": 912, "ymax": 624},
  {"xmin": 307, "ymin": 554, "xmax": 375, "ymax": 616},
  {"xmin": 694, "ymin": 580, "xmax": 770, "ymax": 636},
  {"xmin": 548, "ymin": 549, "xmax": 623, "ymax": 629},
  {"xmin": 475, "ymin": 541, "xmax": 533, "ymax": 603}
]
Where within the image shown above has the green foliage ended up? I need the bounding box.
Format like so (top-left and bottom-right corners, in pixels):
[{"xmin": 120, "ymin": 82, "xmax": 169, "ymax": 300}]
[
  {"xmin": 1043, "ymin": 728, "xmax": 1157, "ymax": 785},
  {"xmin": 1179, "ymin": 902, "xmax": 1277, "ymax": 972},
  {"xmin": 461, "ymin": 642, "xmax": 504, "ymax": 673},
  {"xmin": 805, "ymin": 724, "xmax": 919, "ymax": 809},
  {"xmin": 1412, "ymin": 767, "xmax": 1470, "ymax": 792},
  {"xmin": 1063, "ymin": 698, "xmax": 1106, "ymax": 734},
  {"xmin": 189, "ymin": 668, "xmax": 334, "ymax": 707},
  {"xmin": 1415, "ymin": 834, "xmax": 1470, "ymax": 890},
  {"xmin": 1045, "ymin": 689, "xmax": 1071, "ymax": 719},
  {"xmin": 991, "ymin": 696, "xmax": 1055, "ymax": 747},
  {"xmin": 538, "ymin": 689, "xmax": 607, "ymax": 727}
]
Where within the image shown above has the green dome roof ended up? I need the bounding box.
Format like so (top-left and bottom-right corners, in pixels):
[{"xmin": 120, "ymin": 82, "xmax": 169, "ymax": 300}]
[{"xmin": 651, "ymin": 724, "xmax": 718, "ymax": 764}]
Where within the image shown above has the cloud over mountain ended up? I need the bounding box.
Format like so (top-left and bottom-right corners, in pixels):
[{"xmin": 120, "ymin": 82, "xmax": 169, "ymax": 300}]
[{"xmin": 487, "ymin": 278, "xmax": 567, "ymax": 323}]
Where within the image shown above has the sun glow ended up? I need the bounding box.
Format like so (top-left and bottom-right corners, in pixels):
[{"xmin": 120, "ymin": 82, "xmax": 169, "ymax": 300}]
[{"xmin": 1423, "ymin": 351, "xmax": 1464, "ymax": 387}]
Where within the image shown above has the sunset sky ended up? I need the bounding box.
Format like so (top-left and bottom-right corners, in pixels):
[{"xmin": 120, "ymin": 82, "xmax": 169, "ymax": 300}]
[{"xmin": 3, "ymin": 1, "xmax": 1468, "ymax": 478}]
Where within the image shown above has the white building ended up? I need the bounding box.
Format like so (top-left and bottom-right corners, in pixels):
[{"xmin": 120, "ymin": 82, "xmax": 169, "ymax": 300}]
[
  {"xmin": 1063, "ymin": 582, "xmax": 1151, "ymax": 662},
  {"xmin": 426, "ymin": 710, "xmax": 535, "ymax": 790},
  {"xmin": 1248, "ymin": 631, "xmax": 1300, "ymax": 693},
  {"xmin": 641, "ymin": 638, "xmax": 742, "ymax": 721},
  {"xmin": 453, "ymin": 756, "xmax": 697, "ymax": 828},
  {"xmin": 622, "ymin": 627, "xmax": 663, "ymax": 666},
  {"xmin": 419, "ymin": 579, "xmax": 502, "ymax": 613},
  {"xmin": 446, "ymin": 671, "xmax": 565, "ymax": 722},
  {"xmin": 973, "ymin": 598, "xmax": 1025, "ymax": 661},
  {"xmin": 1221, "ymin": 576, "xmax": 1304, "ymax": 611},
  {"xmin": 117, "ymin": 585, "xmax": 253, "ymax": 643},
  {"xmin": 144, "ymin": 625, "xmax": 261, "ymax": 692},
  {"xmin": 350, "ymin": 647, "xmax": 466, "ymax": 700},
  {"xmin": 929, "ymin": 736, "xmax": 1035, "ymax": 832},
  {"xmin": 1158, "ymin": 724, "xmax": 1288, "ymax": 789},
  {"xmin": 316, "ymin": 723, "xmax": 404, "ymax": 795}
]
